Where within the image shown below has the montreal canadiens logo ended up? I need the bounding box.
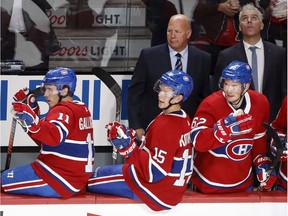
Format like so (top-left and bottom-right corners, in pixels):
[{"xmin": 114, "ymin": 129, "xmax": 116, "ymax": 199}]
[
  {"xmin": 183, "ymin": 76, "xmax": 189, "ymax": 81},
  {"xmin": 226, "ymin": 138, "xmax": 253, "ymax": 161},
  {"xmin": 61, "ymin": 69, "xmax": 69, "ymax": 75}
]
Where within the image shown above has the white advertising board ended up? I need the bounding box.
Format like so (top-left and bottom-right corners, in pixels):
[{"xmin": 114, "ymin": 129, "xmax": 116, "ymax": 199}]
[
  {"xmin": 1, "ymin": 74, "xmax": 131, "ymax": 147},
  {"xmin": 0, "ymin": 202, "xmax": 287, "ymax": 216}
]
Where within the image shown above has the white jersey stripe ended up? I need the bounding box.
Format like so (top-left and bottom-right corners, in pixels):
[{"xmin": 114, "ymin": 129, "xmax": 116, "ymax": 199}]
[
  {"xmin": 194, "ymin": 165, "xmax": 252, "ymax": 187},
  {"xmin": 40, "ymin": 150, "xmax": 94, "ymax": 162},
  {"xmin": 36, "ymin": 159, "xmax": 80, "ymax": 193},
  {"xmin": 130, "ymin": 165, "xmax": 174, "ymax": 209}
]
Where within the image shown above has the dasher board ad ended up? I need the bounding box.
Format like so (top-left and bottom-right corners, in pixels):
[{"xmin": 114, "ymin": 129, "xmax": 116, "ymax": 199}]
[
  {"xmin": 0, "ymin": 202, "xmax": 287, "ymax": 216},
  {"xmin": 1, "ymin": 74, "xmax": 131, "ymax": 147}
]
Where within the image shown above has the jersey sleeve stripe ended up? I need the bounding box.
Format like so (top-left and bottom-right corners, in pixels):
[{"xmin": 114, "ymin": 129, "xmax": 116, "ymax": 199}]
[
  {"xmin": 254, "ymin": 131, "xmax": 266, "ymax": 140},
  {"xmin": 169, "ymin": 156, "xmax": 193, "ymax": 174},
  {"xmin": 191, "ymin": 126, "xmax": 207, "ymax": 147},
  {"xmin": 50, "ymin": 120, "xmax": 69, "ymax": 142}
]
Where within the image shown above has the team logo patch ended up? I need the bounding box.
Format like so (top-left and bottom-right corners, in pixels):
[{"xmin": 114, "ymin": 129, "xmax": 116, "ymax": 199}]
[
  {"xmin": 183, "ymin": 76, "xmax": 189, "ymax": 82},
  {"xmin": 229, "ymin": 64, "xmax": 240, "ymax": 70},
  {"xmin": 61, "ymin": 69, "xmax": 69, "ymax": 75},
  {"xmin": 226, "ymin": 138, "xmax": 253, "ymax": 161}
]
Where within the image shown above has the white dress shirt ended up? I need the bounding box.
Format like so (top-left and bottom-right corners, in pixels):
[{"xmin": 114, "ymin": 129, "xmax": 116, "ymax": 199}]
[
  {"xmin": 168, "ymin": 46, "xmax": 188, "ymax": 73},
  {"xmin": 243, "ymin": 40, "xmax": 265, "ymax": 93}
]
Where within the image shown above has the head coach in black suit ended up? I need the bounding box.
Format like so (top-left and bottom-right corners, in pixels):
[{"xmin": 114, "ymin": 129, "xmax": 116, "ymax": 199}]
[
  {"xmin": 211, "ymin": 4, "xmax": 286, "ymax": 122},
  {"xmin": 127, "ymin": 14, "xmax": 211, "ymax": 140}
]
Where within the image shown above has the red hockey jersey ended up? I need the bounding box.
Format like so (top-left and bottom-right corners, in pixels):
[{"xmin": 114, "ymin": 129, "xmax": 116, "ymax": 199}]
[
  {"xmin": 271, "ymin": 96, "xmax": 287, "ymax": 190},
  {"xmin": 123, "ymin": 110, "xmax": 193, "ymax": 211},
  {"xmin": 30, "ymin": 100, "xmax": 94, "ymax": 198},
  {"xmin": 191, "ymin": 90, "xmax": 269, "ymax": 193},
  {"xmin": 271, "ymin": 96, "xmax": 287, "ymax": 135}
]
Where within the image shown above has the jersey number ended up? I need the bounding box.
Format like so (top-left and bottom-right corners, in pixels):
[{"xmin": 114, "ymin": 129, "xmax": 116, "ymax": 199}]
[
  {"xmin": 153, "ymin": 148, "xmax": 193, "ymax": 186},
  {"xmin": 58, "ymin": 113, "xmax": 69, "ymax": 123},
  {"xmin": 153, "ymin": 147, "xmax": 167, "ymax": 164},
  {"xmin": 173, "ymin": 149, "xmax": 193, "ymax": 187},
  {"xmin": 85, "ymin": 132, "xmax": 94, "ymax": 173}
]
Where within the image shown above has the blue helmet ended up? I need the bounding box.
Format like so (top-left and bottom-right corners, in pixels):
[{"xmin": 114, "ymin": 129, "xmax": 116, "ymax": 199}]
[
  {"xmin": 43, "ymin": 67, "xmax": 77, "ymax": 94},
  {"xmin": 219, "ymin": 61, "xmax": 252, "ymax": 89},
  {"xmin": 154, "ymin": 70, "xmax": 193, "ymax": 102}
]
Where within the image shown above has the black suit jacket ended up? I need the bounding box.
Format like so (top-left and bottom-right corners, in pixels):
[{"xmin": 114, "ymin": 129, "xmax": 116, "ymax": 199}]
[
  {"xmin": 211, "ymin": 41, "xmax": 287, "ymax": 122},
  {"xmin": 127, "ymin": 43, "xmax": 211, "ymax": 130}
]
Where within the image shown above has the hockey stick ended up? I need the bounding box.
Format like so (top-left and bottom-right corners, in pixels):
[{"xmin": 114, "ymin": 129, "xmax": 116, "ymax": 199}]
[
  {"xmin": 256, "ymin": 122, "xmax": 284, "ymax": 190},
  {"xmin": 262, "ymin": 122, "xmax": 284, "ymax": 174},
  {"xmin": 178, "ymin": 0, "xmax": 184, "ymax": 14},
  {"xmin": 5, "ymin": 118, "xmax": 17, "ymax": 171},
  {"xmin": 92, "ymin": 67, "xmax": 122, "ymax": 165},
  {"xmin": 3, "ymin": 87, "xmax": 43, "ymax": 172}
]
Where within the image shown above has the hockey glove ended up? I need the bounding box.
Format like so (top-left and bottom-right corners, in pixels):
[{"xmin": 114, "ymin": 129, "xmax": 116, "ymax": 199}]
[
  {"xmin": 254, "ymin": 154, "xmax": 277, "ymax": 191},
  {"xmin": 105, "ymin": 121, "xmax": 136, "ymax": 141},
  {"xmin": 214, "ymin": 113, "xmax": 255, "ymax": 143},
  {"xmin": 13, "ymin": 87, "xmax": 40, "ymax": 116},
  {"xmin": 108, "ymin": 124, "xmax": 137, "ymax": 158},
  {"xmin": 105, "ymin": 121, "xmax": 121, "ymax": 140},
  {"xmin": 271, "ymin": 133, "xmax": 287, "ymax": 162},
  {"xmin": 12, "ymin": 102, "xmax": 41, "ymax": 133}
]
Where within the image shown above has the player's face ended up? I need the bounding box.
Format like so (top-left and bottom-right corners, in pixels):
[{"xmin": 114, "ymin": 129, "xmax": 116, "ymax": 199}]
[
  {"xmin": 43, "ymin": 84, "xmax": 60, "ymax": 108},
  {"xmin": 239, "ymin": 9, "xmax": 264, "ymax": 37},
  {"xmin": 223, "ymin": 80, "xmax": 243, "ymax": 103},
  {"xmin": 157, "ymin": 84, "xmax": 174, "ymax": 109},
  {"xmin": 167, "ymin": 16, "xmax": 192, "ymax": 52}
]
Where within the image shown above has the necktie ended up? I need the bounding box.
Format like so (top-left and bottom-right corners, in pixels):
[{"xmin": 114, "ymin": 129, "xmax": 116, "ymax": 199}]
[
  {"xmin": 249, "ymin": 46, "xmax": 258, "ymax": 91},
  {"xmin": 175, "ymin": 53, "xmax": 183, "ymax": 71}
]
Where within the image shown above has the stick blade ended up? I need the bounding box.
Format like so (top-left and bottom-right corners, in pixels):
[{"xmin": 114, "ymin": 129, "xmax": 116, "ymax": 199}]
[
  {"xmin": 92, "ymin": 67, "xmax": 123, "ymax": 164},
  {"xmin": 92, "ymin": 67, "xmax": 120, "ymax": 90},
  {"xmin": 92, "ymin": 67, "xmax": 122, "ymax": 121},
  {"xmin": 262, "ymin": 122, "xmax": 283, "ymax": 150},
  {"xmin": 30, "ymin": 87, "xmax": 43, "ymax": 98},
  {"xmin": 262, "ymin": 122, "xmax": 284, "ymax": 170}
]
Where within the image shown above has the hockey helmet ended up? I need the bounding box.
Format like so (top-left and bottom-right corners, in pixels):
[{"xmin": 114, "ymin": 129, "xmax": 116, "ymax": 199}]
[
  {"xmin": 153, "ymin": 70, "xmax": 193, "ymax": 102},
  {"xmin": 42, "ymin": 67, "xmax": 77, "ymax": 94},
  {"xmin": 219, "ymin": 61, "xmax": 252, "ymax": 89}
]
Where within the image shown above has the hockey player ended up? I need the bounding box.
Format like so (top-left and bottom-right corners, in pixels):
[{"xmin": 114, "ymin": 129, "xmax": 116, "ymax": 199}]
[
  {"xmin": 190, "ymin": 61, "xmax": 276, "ymax": 193},
  {"xmin": 88, "ymin": 70, "xmax": 194, "ymax": 211},
  {"xmin": 270, "ymin": 96, "xmax": 287, "ymax": 190},
  {"xmin": 1, "ymin": 67, "xmax": 94, "ymax": 198}
]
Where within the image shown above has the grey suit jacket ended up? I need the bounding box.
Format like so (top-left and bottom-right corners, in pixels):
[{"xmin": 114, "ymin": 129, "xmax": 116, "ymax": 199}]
[
  {"xmin": 127, "ymin": 43, "xmax": 211, "ymax": 130},
  {"xmin": 211, "ymin": 41, "xmax": 287, "ymax": 122}
]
